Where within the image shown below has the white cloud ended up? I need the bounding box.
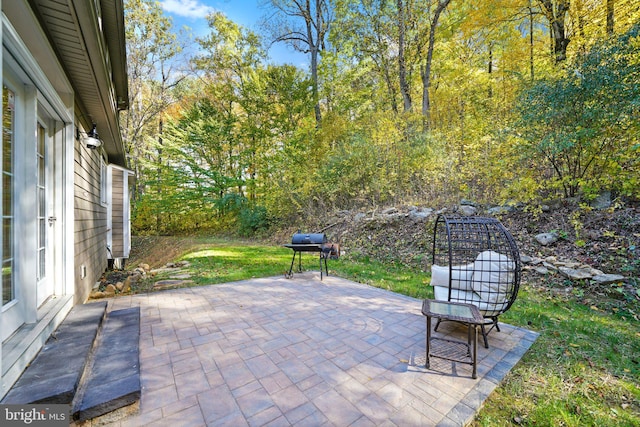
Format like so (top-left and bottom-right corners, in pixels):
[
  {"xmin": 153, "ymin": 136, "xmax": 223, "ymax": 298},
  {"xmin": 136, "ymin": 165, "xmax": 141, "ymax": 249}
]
[{"xmin": 160, "ymin": 0, "xmax": 216, "ymax": 19}]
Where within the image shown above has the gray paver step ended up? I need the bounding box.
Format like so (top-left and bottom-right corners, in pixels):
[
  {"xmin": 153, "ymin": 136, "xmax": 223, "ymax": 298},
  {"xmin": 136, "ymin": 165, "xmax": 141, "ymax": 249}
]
[
  {"xmin": 1, "ymin": 302, "xmax": 141, "ymax": 424},
  {"xmin": 72, "ymin": 306, "xmax": 141, "ymax": 422},
  {"xmin": 1, "ymin": 302, "xmax": 107, "ymax": 404}
]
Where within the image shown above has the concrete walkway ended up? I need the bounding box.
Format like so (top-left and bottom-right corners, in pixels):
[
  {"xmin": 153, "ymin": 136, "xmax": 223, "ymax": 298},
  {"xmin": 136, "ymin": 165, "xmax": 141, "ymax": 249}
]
[{"xmin": 103, "ymin": 273, "xmax": 538, "ymax": 426}]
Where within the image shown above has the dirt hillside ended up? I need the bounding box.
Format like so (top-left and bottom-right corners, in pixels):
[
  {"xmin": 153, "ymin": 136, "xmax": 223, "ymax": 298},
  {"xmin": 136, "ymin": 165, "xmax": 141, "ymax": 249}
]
[{"xmin": 129, "ymin": 199, "xmax": 639, "ymax": 314}]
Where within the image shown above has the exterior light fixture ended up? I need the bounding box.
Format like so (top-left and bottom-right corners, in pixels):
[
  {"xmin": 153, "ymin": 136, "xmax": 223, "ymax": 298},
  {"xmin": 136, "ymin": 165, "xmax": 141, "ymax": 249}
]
[{"xmin": 84, "ymin": 124, "xmax": 102, "ymax": 149}]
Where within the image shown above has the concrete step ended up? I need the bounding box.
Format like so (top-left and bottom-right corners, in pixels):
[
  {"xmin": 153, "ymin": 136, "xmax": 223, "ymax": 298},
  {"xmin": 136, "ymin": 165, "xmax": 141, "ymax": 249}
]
[
  {"xmin": 1, "ymin": 301, "xmax": 107, "ymax": 404},
  {"xmin": 1, "ymin": 303, "xmax": 141, "ymax": 423},
  {"xmin": 72, "ymin": 307, "xmax": 141, "ymax": 422}
]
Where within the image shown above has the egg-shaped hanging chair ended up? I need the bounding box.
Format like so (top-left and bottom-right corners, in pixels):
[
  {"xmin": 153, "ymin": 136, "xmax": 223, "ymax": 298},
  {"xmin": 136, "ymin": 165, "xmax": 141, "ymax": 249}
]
[{"xmin": 430, "ymin": 215, "xmax": 521, "ymax": 348}]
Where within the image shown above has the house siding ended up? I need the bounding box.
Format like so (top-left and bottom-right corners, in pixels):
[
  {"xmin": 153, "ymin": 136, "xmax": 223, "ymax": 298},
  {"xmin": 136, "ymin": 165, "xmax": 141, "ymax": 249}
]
[
  {"xmin": 73, "ymin": 141, "xmax": 108, "ymax": 304},
  {"xmin": 1, "ymin": 0, "xmax": 129, "ymax": 400},
  {"xmin": 111, "ymin": 171, "xmax": 125, "ymax": 255}
]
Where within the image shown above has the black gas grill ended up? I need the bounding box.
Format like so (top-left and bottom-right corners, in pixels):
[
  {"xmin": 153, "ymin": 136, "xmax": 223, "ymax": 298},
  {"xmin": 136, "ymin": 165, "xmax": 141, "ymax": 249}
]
[{"xmin": 284, "ymin": 232, "xmax": 334, "ymax": 280}]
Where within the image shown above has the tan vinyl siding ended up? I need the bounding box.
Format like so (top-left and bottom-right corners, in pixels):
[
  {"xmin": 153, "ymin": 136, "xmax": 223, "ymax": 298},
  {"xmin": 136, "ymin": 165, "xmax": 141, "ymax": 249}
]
[
  {"xmin": 73, "ymin": 142, "xmax": 107, "ymax": 304},
  {"xmin": 111, "ymin": 172, "xmax": 125, "ymax": 255}
]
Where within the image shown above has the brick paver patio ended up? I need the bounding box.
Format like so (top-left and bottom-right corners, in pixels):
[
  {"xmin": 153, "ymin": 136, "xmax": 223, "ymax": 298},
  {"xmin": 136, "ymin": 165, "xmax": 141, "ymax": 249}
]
[{"xmin": 104, "ymin": 272, "xmax": 538, "ymax": 426}]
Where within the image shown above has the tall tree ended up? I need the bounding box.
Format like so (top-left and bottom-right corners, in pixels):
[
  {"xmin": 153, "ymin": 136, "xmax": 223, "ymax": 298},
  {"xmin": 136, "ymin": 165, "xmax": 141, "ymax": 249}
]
[
  {"xmin": 193, "ymin": 12, "xmax": 266, "ymax": 81},
  {"xmin": 123, "ymin": 0, "xmax": 184, "ymax": 233},
  {"xmin": 332, "ymin": 0, "xmax": 400, "ymax": 113},
  {"xmin": 193, "ymin": 13, "xmax": 267, "ymax": 200},
  {"xmin": 397, "ymin": 0, "xmax": 412, "ymax": 112},
  {"xmin": 527, "ymin": 0, "xmax": 536, "ymax": 80},
  {"xmin": 263, "ymin": 0, "xmax": 332, "ymax": 126},
  {"xmin": 419, "ymin": 0, "xmax": 452, "ymax": 127},
  {"xmin": 538, "ymin": 0, "xmax": 570, "ymax": 62},
  {"xmin": 606, "ymin": 0, "xmax": 615, "ymax": 35}
]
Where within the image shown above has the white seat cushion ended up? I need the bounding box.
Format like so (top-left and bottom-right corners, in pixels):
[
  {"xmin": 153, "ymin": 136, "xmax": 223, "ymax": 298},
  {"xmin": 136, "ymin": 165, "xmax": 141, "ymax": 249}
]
[
  {"xmin": 471, "ymin": 250, "xmax": 515, "ymax": 304},
  {"xmin": 431, "ymin": 263, "xmax": 474, "ymax": 292}
]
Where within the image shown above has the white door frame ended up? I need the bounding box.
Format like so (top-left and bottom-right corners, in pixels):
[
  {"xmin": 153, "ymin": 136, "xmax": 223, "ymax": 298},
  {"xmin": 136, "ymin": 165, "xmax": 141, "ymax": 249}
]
[
  {"xmin": 1, "ymin": 70, "xmax": 26, "ymax": 341},
  {"xmin": 1, "ymin": 15, "xmax": 74, "ymax": 339},
  {"xmin": 35, "ymin": 116, "xmax": 57, "ymax": 308}
]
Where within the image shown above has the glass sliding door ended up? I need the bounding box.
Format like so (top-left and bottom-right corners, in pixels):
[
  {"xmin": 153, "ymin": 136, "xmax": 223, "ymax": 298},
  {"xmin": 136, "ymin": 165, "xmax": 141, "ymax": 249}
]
[
  {"xmin": 1, "ymin": 81, "xmax": 22, "ymax": 342},
  {"xmin": 37, "ymin": 124, "xmax": 45, "ymax": 279},
  {"xmin": 2, "ymin": 85, "xmax": 15, "ymax": 308},
  {"xmin": 36, "ymin": 121, "xmax": 54, "ymax": 307}
]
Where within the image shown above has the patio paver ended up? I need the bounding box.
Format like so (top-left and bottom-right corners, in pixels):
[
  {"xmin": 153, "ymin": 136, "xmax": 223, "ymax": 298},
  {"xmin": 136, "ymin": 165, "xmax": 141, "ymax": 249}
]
[{"xmin": 101, "ymin": 272, "xmax": 538, "ymax": 426}]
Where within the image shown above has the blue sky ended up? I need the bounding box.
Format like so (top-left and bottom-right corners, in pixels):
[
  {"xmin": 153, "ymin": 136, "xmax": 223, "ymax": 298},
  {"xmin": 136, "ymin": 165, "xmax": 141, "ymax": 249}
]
[{"xmin": 159, "ymin": 0, "xmax": 307, "ymax": 67}]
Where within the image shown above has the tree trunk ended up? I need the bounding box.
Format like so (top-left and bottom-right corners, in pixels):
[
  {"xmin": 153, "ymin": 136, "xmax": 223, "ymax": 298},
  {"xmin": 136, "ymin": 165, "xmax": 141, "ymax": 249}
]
[
  {"xmin": 156, "ymin": 117, "xmax": 163, "ymax": 233},
  {"xmin": 373, "ymin": 52, "xmax": 399, "ymax": 113},
  {"xmin": 529, "ymin": 0, "xmax": 535, "ymax": 80},
  {"xmin": 606, "ymin": 0, "xmax": 615, "ymax": 36},
  {"xmin": 309, "ymin": 0, "xmax": 322, "ymax": 125},
  {"xmin": 267, "ymin": 0, "xmax": 329, "ymax": 127},
  {"xmin": 398, "ymin": 0, "xmax": 412, "ymax": 112},
  {"xmin": 310, "ymin": 41, "xmax": 322, "ymax": 125},
  {"xmin": 420, "ymin": 64, "xmax": 430, "ymax": 127},
  {"xmin": 575, "ymin": 0, "xmax": 587, "ymax": 53},
  {"xmin": 538, "ymin": 0, "xmax": 571, "ymax": 62},
  {"xmin": 421, "ymin": 0, "xmax": 452, "ymax": 128},
  {"xmin": 384, "ymin": 61, "xmax": 399, "ymax": 114}
]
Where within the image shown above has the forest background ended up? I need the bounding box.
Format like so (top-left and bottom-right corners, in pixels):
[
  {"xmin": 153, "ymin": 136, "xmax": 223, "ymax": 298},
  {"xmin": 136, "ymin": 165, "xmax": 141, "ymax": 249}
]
[{"xmin": 122, "ymin": 0, "xmax": 639, "ymax": 237}]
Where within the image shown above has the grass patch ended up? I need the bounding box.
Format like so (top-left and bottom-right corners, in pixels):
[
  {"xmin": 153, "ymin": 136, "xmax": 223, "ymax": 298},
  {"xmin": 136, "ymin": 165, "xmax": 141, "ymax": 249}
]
[
  {"xmin": 329, "ymin": 254, "xmax": 433, "ymax": 300},
  {"xmin": 473, "ymin": 286, "xmax": 640, "ymax": 426},
  {"xmin": 182, "ymin": 244, "xmax": 295, "ymax": 285},
  {"xmin": 175, "ymin": 242, "xmax": 432, "ymax": 299},
  {"xmin": 128, "ymin": 236, "xmax": 640, "ymax": 425}
]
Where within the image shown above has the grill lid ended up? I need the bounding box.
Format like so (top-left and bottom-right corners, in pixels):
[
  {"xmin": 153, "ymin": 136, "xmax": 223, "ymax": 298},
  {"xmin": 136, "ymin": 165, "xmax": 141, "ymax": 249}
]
[{"xmin": 292, "ymin": 232, "xmax": 327, "ymax": 244}]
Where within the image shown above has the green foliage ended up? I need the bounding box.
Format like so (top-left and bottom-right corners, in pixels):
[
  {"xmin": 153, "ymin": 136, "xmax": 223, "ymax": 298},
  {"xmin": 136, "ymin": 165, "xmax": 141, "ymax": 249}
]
[
  {"xmin": 216, "ymin": 193, "xmax": 245, "ymax": 215},
  {"xmin": 305, "ymin": 111, "xmax": 471, "ymax": 211},
  {"xmin": 315, "ymin": 132, "xmax": 385, "ymax": 207},
  {"xmin": 126, "ymin": 2, "xmax": 640, "ymax": 239},
  {"xmin": 238, "ymin": 205, "xmax": 269, "ymax": 237},
  {"xmin": 514, "ymin": 24, "xmax": 640, "ymax": 199},
  {"xmin": 193, "ymin": 12, "xmax": 266, "ymax": 75},
  {"xmin": 131, "ymin": 194, "xmax": 157, "ymax": 234},
  {"xmin": 122, "ymin": 0, "xmax": 185, "ymax": 206}
]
